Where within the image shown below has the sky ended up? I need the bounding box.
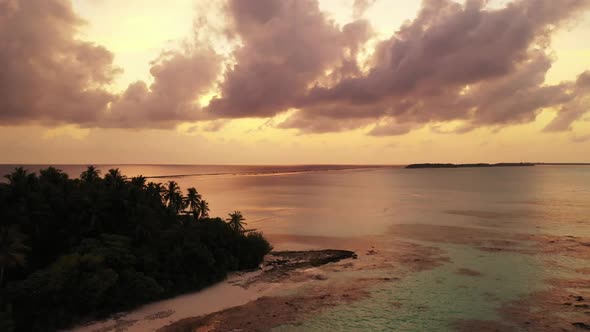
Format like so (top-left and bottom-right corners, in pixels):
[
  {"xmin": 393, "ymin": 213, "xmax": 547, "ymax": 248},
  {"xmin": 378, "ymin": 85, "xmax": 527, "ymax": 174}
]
[{"xmin": 0, "ymin": 0, "xmax": 589, "ymax": 164}]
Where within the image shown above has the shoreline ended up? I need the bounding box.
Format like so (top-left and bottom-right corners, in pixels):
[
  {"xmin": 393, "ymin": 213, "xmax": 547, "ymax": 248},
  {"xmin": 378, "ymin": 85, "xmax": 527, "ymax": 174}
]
[
  {"xmin": 67, "ymin": 230, "xmax": 446, "ymax": 332},
  {"xmin": 68, "ymin": 249, "xmax": 360, "ymax": 332},
  {"xmin": 68, "ymin": 224, "xmax": 590, "ymax": 332}
]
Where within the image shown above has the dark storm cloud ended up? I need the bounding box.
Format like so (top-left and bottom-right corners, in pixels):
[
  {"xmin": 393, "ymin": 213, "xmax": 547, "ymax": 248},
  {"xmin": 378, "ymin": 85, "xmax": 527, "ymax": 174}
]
[{"xmin": 0, "ymin": 0, "xmax": 119, "ymax": 125}]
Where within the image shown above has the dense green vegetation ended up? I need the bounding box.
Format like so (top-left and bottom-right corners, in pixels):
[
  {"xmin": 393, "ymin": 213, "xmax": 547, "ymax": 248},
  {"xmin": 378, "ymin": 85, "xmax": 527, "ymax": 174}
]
[{"xmin": 0, "ymin": 166, "xmax": 271, "ymax": 332}]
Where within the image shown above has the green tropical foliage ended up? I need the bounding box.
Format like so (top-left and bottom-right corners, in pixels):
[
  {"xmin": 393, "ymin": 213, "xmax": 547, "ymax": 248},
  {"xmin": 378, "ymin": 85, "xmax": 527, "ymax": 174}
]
[{"xmin": 0, "ymin": 166, "xmax": 271, "ymax": 332}]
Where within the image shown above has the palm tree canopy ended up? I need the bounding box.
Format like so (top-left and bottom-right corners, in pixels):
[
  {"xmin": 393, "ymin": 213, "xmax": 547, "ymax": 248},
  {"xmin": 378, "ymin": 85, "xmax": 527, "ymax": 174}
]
[
  {"xmin": 131, "ymin": 176, "xmax": 147, "ymax": 188},
  {"xmin": 4, "ymin": 166, "xmax": 27, "ymax": 184},
  {"xmin": 198, "ymin": 200, "xmax": 210, "ymax": 219},
  {"xmin": 146, "ymin": 182, "xmax": 165, "ymax": 205},
  {"xmin": 184, "ymin": 187, "xmax": 202, "ymax": 215},
  {"xmin": 164, "ymin": 181, "xmax": 185, "ymax": 213},
  {"xmin": 106, "ymin": 169, "xmax": 125, "ymax": 180},
  {"xmin": 226, "ymin": 211, "xmax": 247, "ymax": 233},
  {"xmin": 81, "ymin": 165, "xmax": 101, "ymax": 183},
  {"xmin": 40, "ymin": 167, "xmax": 68, "ymax": 183},
  {"xmin": 4, "ymin": 167, "xmax": 36, "ymax": 188},
  {"xmin": 104, "ymin": 168, "xmax": 127, "ymax": 188},
  {"xmin": 163, "ymin": 181, "xmax": 180, "ymax": 200}
]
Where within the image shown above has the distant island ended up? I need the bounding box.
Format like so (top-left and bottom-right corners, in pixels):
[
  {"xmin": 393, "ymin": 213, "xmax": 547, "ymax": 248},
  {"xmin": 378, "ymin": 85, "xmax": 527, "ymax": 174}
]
[
  {"xmin": 406, "ymin": 163, "xmax": 536, "ymax": 169},
  {"xmin": 535, "ymin": 163, "xmax": 590, "ymax": 166}
]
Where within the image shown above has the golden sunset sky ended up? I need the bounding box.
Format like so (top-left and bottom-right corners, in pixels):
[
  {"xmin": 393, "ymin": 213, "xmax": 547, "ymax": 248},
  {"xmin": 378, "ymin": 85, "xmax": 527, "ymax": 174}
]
[{"xmin": 1, "ymin": 0, "xmax": 589, "ymax": 164}]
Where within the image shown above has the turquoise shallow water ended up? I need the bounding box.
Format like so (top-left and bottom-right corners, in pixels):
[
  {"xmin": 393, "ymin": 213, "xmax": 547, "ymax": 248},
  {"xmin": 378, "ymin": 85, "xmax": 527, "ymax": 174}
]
[{"xmin": 274, "ymin": 243, "xmax": 548, "ymax": 332}]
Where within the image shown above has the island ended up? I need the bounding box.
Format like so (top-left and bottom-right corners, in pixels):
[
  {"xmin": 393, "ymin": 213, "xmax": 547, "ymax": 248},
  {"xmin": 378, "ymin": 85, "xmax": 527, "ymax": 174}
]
[
  {"xmin": 406, "ymin": 163, "xmax": 536, "ymax": 169},
  {"xmin": 0, "ymin": 166, "xmax": 275, "ymax": 332}
]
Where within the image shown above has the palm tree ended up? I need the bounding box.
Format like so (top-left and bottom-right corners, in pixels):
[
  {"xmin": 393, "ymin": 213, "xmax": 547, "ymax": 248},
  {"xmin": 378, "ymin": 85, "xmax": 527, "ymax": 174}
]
[
  {"xmin": 130, "ymin": 176, "xmax": 147, "ymax": 188},
  {"xmin": 80, "ymin": 165, "xmax": 100, "ymax": 183},
  {"xmin": 226, "ymin": 211, "xmax": 247, "ymax": 234},
  {"xmin": 163, "ymin": 181, "xmax": 184, "ymax": 213},
  {"xmin": 104, "ymin": 168, "xmax": 126, "ymax": 187},
  {"xmin": 146, "ymin": 182, "xmax": 165, "ymax": 204},
  {"xmin": 4, "ymin": 168, "xmax": 36, "ymax": 197},
  {"xmin": 0, "ymin": 226, "xmax": 29, "ymax": 286},
  {"xmin": 4, "ymin": 167, "xmax": 29, "ymax": 185},
  {"xmin": 184, "ymin": 188, "xmax": 202, "ymax": 219},
  {"xmin": 197, "ymin": 200, "xmax": 210, "ymax": 220},
  {"xmin": 39, "ymin": 167, "xmax": 67, "ymax": 183}
]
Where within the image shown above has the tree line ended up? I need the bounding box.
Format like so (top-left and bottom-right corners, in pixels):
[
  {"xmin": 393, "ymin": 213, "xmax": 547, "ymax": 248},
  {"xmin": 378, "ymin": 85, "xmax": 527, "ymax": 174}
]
[{"xmin": 0, "ymin": 166, "xmax": 271, "ymax": 332}]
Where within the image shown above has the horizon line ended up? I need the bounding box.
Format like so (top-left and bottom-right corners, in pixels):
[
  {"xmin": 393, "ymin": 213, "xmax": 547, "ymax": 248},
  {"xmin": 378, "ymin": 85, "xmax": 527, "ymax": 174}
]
[{"xmin": 1, "ymin": 162, "xmax": 590, "ymax": 166}]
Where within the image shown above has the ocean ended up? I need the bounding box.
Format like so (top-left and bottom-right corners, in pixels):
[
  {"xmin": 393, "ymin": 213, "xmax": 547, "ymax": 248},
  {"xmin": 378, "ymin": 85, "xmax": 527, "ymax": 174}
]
[
  {"xmin": 3, "ymin": 164, "xmax": 588, "ymax": 237},
  {"xmin": 3, "ymin": 164, "xmax": 590, "ymax": 330}
]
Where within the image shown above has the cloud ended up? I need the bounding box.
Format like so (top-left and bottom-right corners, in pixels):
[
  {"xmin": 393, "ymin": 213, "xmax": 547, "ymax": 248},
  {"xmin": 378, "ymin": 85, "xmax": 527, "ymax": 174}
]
[
  {"xmin": 286, "ymin": 0, "xmax": 590, "ymax": 134},
  {"xmin": 0, "ymin": 0, "xmax": 223, "ymax": 129},
  {"xmin": 185, "ymin": 119, "xmax": 229, "ymax": 134},
  {"xmin": 353, "ymin": 0, "xmax": 377, "ymax": 19},
  {"xmin": 430, "ymin": 124, "xmax": 475, "ymax": 135},
  {"xmin": 201, "ymin": 119, "xmax": 229, "ymax": 132},
  {"xmin": 543, "ymin": 70, "xmax": 590, "ymax": 132},
  {"xmin": 0, "ymin": 0, "xmax": 119, "ymax": 125},
  {"xmin": 571, "ymin": 133, "xmax": 590, "ymax": 143},
  {"xmin": 285, "ymin": 0, "xmax": 590, "ymax": 134},
  {"xmin": 368, "ymin": 119, "xmax": 421, "ymax": 136},
  {"xmin": 0, "ymin": 0, "xmax": 18, "ymax": 16},
  {"xmin": 278, "ymin": 111, "xmax": 376, "ymax": 134},
  {"xmin": 384, "ymin": 142, "xmax": 399, "ymax": 149},
  {"xmin": 205, "ymin": 0, "xmax": 373, "ymax": 119},
  {"xmin": 102, "ymin": 47, "xmax": 221, "ymax": 128},
  {"xmin": 1, "ymin": 0, "xmax": 590, "ymax": 136}
]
